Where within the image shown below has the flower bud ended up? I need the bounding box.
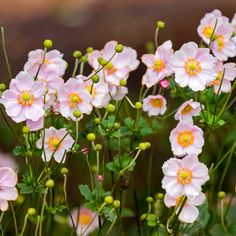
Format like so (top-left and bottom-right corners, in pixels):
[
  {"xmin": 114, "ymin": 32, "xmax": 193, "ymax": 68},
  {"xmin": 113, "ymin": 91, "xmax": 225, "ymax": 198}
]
[
  {"xmin": 160, "ymin": 79, "xmax": 170, "ymax": 89},
  {"xmin": 91, "ymin": 75, "xmax": 100, "ymax": 83},
  {"xmin": 218, "ymin": 191, "xmax": 226, "ymax": 199},
  {"xmin": 87, "ymin": 133, "xmax": 96, "ymax": 141},
  {"xmin": 140, "ymin": 213, "xmax": 147, "ymax": 221},
  {"xmin": 27, "ymin": 208, "xmax": 36, "ymax": 216},
  {"xmin": 115, "ymin": 44, "xmax": 124, "ymax": 53},
  {"xmin": 106, "ymin": 104, "xmax": 115, "ymax": 113},
  {"xmin": 81, "ymin": 55, "xmax": 88, "ymax": 63},
  {"xmin": 119, "ymin": 79, "xmax": 127, "ymax": 87},
  {"xmin": 97, "ymin": 175, "xmax": 104, "ymax": 182},
  {"xmin": 73, "ymin": 50, "xmax": 82, "ymax": 58},
  {"xmin": 82, "ymin": 148, "xmax": 89, "ymax": 155},
  {"xmin": 113, "ymin": 122, "xmax": 120, "ymax": 130},
  {"xmin": 22, "ymin": 125, "xmax": 30, "ymax": 134},
  {"xmin": 60, "ymin": 167, "xmax": 68, "ymax": 175},
  {"xmin": 94, "ymin": 118, "xmax": 101, "ymax": 125},
  {"xmin": 98, "ymin": 57, "xmax": 107, "ymax": 66},
  {"xmin": 139, "ymin": 142, "xmax": 147, "ymax": 151},
  {"xmin": 73, "ymin": 110, "xmax": 82, "ymax": 118},
  {"xmin": 91, "ymin": 165, "xmax": 97, "ymax": 173},
  {"xmin": 43, "ymin": 39, "xmax": 53, "ymax": 49},
  {"xmin": 145, "ymin": 142, "xmax": 151, "ymax": 149},
  {"xmin": 156, "ymin": 21, "xmax": 165, "ymax": 29},
  {"xmin": 95, "ymin": 144, "xmax": 102, "ymax": 151},
  {"xmin": 104, "ymin": 196, "xmax": 113, "ymax": 204},
  {"xmin": 135, "ymin": 102, "xmax": 142, "ymax": 110},
  {"xmin": 86, "ymin": 47, "xmax": 94, "ymax": 53},
  {"xmin": 45, "ymin": 179, "xmax": 54, "ymax": 188},
  {"xmin": 155, "ymin": 192, "xmax": 164, "ymax": 200},
  {"xmin": 0, "ymin": 83, "xmax": 6, "ymax": 91},
  {"xmin": 146, "ymin": 196, "xmax": 154, "ymax": 203},
  {"xmin": 113, "ymin": 200, "xmax": 121, "ymax": 208},
  {"xmin": 25, "ymin": 151, "xmax": 33, "ymax": 158}
]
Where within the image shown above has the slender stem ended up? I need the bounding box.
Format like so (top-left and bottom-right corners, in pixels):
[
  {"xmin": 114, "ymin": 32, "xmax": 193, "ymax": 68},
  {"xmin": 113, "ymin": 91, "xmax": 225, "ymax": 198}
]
[
  {"xmin": 0, "ymin": 211, "xmax": 5, "ymax": 236},
  {"xmin": 125, "ymin": 96, "xmax": 135, "ymax": 108},
  {"xmin": 1, "ymin": 27, "xmax": 12, "ymax": 79},
  {"xmin": 75, "ymin": 118, "xmax": 79, "ymax": 143},
  {"xmin": 10, "ymin": 202, "xmax": 18, "ymax": 236},
  {"xmin": 154, "ymin": 28, "xmax": 159, "ymax": 48},
  {"xmin": 34, "ymin": 216, "xmax": 40, "ymax": 236},
  {"xmin": 86, "ymin": 155, "xmax": 94, "ymax": 189},
  {"xmin": 39, "ymin": 188, "xmax": 48, "ymax": 236},
  {"xmin": 79, "ymin": 62, "xmax": 85, "ymax": 75},
  {"xmin": 208, "ymin": 19, "xmax": 218, "ymax": 49},
  {"xmin": 72, "ymin": 58, "xmax": 79, "ymax": 77},
  {"xmin": 220, "ymin": 199, "xmax": 226, "ymax": 231},
  {"xmin": 19, "ymin": 214, "xmax": 28, "ymax": 236}
]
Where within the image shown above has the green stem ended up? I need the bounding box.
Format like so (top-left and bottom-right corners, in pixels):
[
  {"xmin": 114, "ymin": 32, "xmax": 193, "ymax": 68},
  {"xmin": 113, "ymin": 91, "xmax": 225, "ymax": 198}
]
[
  {"xmin": 72, "ymin": 58, "xmax": 79, "ymax": 77},
  {"xmin": 39, "ymin": 188, "xmax": 48, "ymax": 236},
  {"xmin": 0, "ymin": 211, "xmax": 5, "ymax": 235},
  {"xmin": 19, "ymin": 214, "xmax": 28, "ymax": 236},
  {"xmin": 10, "ymin": 202, "xmax": 18, "ymax": 236},
  {"xmin": 34, "ymin": 216, "xmax": 40, "ymax": 236},
  {"xmin": 220, "ymin": 199, "xmax": 227, "ymax": 232}
]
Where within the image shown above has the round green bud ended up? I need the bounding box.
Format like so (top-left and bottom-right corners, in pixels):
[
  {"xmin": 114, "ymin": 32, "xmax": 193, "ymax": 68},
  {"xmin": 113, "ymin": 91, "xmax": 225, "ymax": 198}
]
[
  {"xmin": 145, "ymin": 142, "xmax": 151, "ymax": 149},
  {"xmin": 91, "ymin": 75, "xmax": 100, "ymax": 83},
  {"xmin": 140, "ymin": 213, "xmax": 147, "ymax": 221},
  {"xmin": 81, "ymin": 55, "xmax": 88, "ymax": 63},
  {"xmin": 87, "ymin": 133, "xmax": 96, "ymax": 141},
  {"xmin": 86, "ymin": 47, "xmax": 94, "ymax": 53},
  {"xmin": 104, "ymin": 196, "xmax": 113, "ymax": 204},
  {"xmin": 25, "ymin": 151, "xmax": 33, "ymax": 158},
  {"xmin": 60, "ymin": 167, "xmax": 68, "ymax": 175},
  {"xmin": 218, "ymin": 191, "xmax": 226, "ymax": 199},
  {"xmin": 135, "ymin": 102, "xmax": 142, "ymax": 110},
  {"xmin": 94, "ymin": 118, "xmax": 101, "ymax": 125},
  {"xmin": 91, "ymin": 165, "xmax": 98, "ymax": 173},
  {"xmin": 139, "ymin": 142, "xmax": 147, "ymax": 151},
  {"xmin": 156, "ymin": 21, "xmax": 165, "ymax": 29},
  {"xmin": 115, "ymin": 44, "xmax": 124, "ymax": 53},
  {"xmin": 73, "ymin": 50, "xmax": 82, "ymax": 58},
  {"xmin": 98, "ymin": 57, "xmax": 107, "ymax": 66},
  {"xmin": 155, "ymin": 192, "xmax": 164, "ymax": 200},
  {"xmin": 119, "ymin": 79, "xmax": 127, "ymax": 87},
  {"xmin": 113, "ymin": 200, "xmax": 121, "ymax": 208},
  {"xmin": 0, "ymin": 83, "xmax": 6, "ymax": 91},
  {"xmin": 73, "ymin": 110, "xmax": 82, "ymax": 118},
  {"xmin": 45, "ymin": 179, "xmax": 54, "ymax": 188},
  {"xmin": 95, "ymin": 144, "xmax": 102, "ymax": 151},
  {"xmin": 16, "ymin": 195, "xmax": 25, "ymax": 204},
  {"xmin": 113, "ymin": 122, "xmax": 120, "ymax": 130},
  {"xmin": 22, "ymin": 125, "xmax": 30, "ymax": 134},
  {"xmin": 27, "ymin": 208, "xmax": 36, "ymax": 216},
  {"xmin": 43, "ymin": 39, "xmax": 53, "ymax": 49},
  {"xmin": 106, "ymin": 104, "xmax": 115, "ymax": 113},
  {"xmin": 146, "ymin": 196, "xmax": 154, "ymax": 203}
]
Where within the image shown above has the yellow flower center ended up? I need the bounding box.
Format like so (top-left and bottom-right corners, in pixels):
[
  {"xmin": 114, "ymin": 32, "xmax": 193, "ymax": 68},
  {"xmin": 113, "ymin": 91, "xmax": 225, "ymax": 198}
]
[
  {"xmin": 216, "ymin": 35, "xmax": 225, "ymax": 50},
  {"xmin": 176, "ymin": 196, "xmax": 188, "ymax": 206},
  {"xmin": 152, "ymin": 59, "xmax": 165, "ymax": 72},
  {"xmin": 69, "ymin": 93, "xmax": 82, "ymax": 108},
  {"xmin": 181, "ymin": 104, "xmax": 193, "ymax": 115},
  {"xmin": 48, "ymin": 136, "xmax": 61, "ymax": 151},
  {"xmin": 78, "ymin": 212, "xmax": 93, "ymax": 225},
  {"xmin": 43, "ymin": 59, "xmax": 51, "ymax": 64},
  {"xmin": 150, "ymin": 98, "xmax": 163, "ymax": 108},
  {"xmin": 203, "ymin": 26, "xmax": 214, "ymax": 38},
  {"xmin": 84, "ymin": 85, "xmax": 97, "ymax": 97},
  {"xmin": 213, "ymin": 70, "xmax": 223, "ymax": 85},
  {"xmin": 18, "ymin": 90, "xmax": 35, "ymax": 106},
  {"xmin": 177, "ymin": 131, "xmax": 194, "ymax": 147},
  {"xmin": 184, "ymin": 58, "xmax": 202, "ymax": 76},
  {"xmin": 105, "ymin": 62, "xmax": 117, "ymax": 75},
  {"xmin": 177, "ymin": 167, "xmax": 193, "ymax": 185}
]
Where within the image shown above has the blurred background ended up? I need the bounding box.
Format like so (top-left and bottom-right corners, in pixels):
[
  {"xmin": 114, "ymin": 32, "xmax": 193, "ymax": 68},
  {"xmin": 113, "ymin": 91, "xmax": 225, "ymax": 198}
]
[{"xmin": 0, "ymin": 0, "xmax": 236, "ymax": 234}]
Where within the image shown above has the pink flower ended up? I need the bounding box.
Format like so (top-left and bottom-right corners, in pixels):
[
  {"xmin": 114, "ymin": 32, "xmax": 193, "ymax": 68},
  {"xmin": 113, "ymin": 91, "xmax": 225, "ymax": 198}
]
[
  {"xmin": 162, "ymin": 155, "xmax": 209, "ymax": 199},
  {"xmin": 58, "ymin": 77, "xmax": 93, "ymax": 121},
  {"xmin": 174, "ymin": 99, "xmax": 203, "ymax": 123},
  {"xmin": 164, "ymin": 192, "xmax": 206, "ymax": 223},
  {"xmin": 36, "ymin": 127, "xmax": 74, "ymax": 163},
  {"xmin": 79, "ymin": 75, "xmax": 109, "ymax": 108},
  {"xmin": 109, "ymin": 84, "xmax": 128, "ymax": 101},
  {"xmin": 0, "ymin": 152, "xmax": 18, "ymax": 170},
  {"xmin": 231, "ymin": 14, "xmax": 236, "ymax": 44},
  {"xmin": 208, "ymin": 60, "xmax": 236, "ymax": 94},
  {"xmin": 141, "ymin": 40, "xmax": 173, "ymax": 88},
  {"xmin": 0, "ymin": 167, "xmax": 18, "ymax": 211},
  {"xmin": 169, "ymin": 121, "xmax": 204, "ymax": 156},
  {"xmin": 143, "ymin": 95, "xmax": 167, "ymax": 116},
  {"xmin": 88, "ymin": 41, "xmax": 139, "ymax": 86},
  {"xmin": 170, "ymin": 42, "xmax": 217, "ymax": 91},
  {"xmin": 69, "ymin": 207, "xmax": 99, "ymax": 236},
  {"xmin": 0, "ymin": 71, "xmax": 46, "ymax": 123},
  {"xmin": 24, "ymin": 49, "xmax": 67, "ymax": 76},
  {"xmin": 197, "ymin": 9, "xmax": 229, "ymax": 45},
  {"xmin": 160, "ymin": 79, "xmax": 170, "ymax": 89},
  {"xmin": 210, "ymin": 24, "xmax": 236, "ymax": 61},
  {"xmin": 26, "ymin": 116, "xmax": 44, "ymax": 131}
]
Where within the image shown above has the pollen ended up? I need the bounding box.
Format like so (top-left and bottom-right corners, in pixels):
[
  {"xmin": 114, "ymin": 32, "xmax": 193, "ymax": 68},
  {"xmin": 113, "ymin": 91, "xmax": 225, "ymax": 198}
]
[
  {"xmin": 177, "ymin": 130, "xmax": 194, "ymax": 147},
  {"xmin": 18, "ymin": 90, "xmax": 35, "ymax": 106},
  {"xmin": 105, "ymin": 62, "xmax": 117, "ymax": 75},
  {"xmin": 69, "ymin": 93, "xmax": 82, "ymax": 108},
  {"xmin": 177, "ymin": 167, "xmax": 193, "ymax": 185},
  {"xmin": 181, "ymin": 104, "xmax": 193, "ymax": 115},
  {"xmin": 216, "ymin": 35, "xmax": 225, "ymax": 51},
  {"xmin": 78, "ymin": 212, "xmax": 93, "ymax": 225},
  {"xmin": 184, "ymin": 58, "xmax": 202, "ymax": 76},
  {"xmin": 48, "ymin": 136, "xmax": 61, "ymax": 151},
  {"xmin": 150, "ymin": 98, "xmax": 163, "ymax": 108},
  {"xmin": 203, "ymin": 26, "xmax": 214, "ymax": 39},
  {"xmin": 85, "ymin": 85, "xmax": 97, "ymax": 97},
  {"xmin": 152, "ymin": 59, "xmax": 165, "ymax": 72}
]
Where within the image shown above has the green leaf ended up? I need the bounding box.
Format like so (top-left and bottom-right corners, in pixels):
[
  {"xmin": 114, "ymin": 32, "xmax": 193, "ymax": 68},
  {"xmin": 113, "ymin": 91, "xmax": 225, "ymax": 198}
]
[
  {"xmin": 17, "ymin": 183, "xmax": 34, "ymax": 194},
  {"xmin": 79, "ymin": 185, "xmax": 93, "ymax": 201},
  {"xmin": 12, "ymin": 145, "xmax": 24, "ymax": 156},
  {"xmin": 124, "ymin": 117, "xmax": 134, "ymax": 129},
  {"xmin": 103, "ymin": 206, "xmax": 116, "ymax": 222}
]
